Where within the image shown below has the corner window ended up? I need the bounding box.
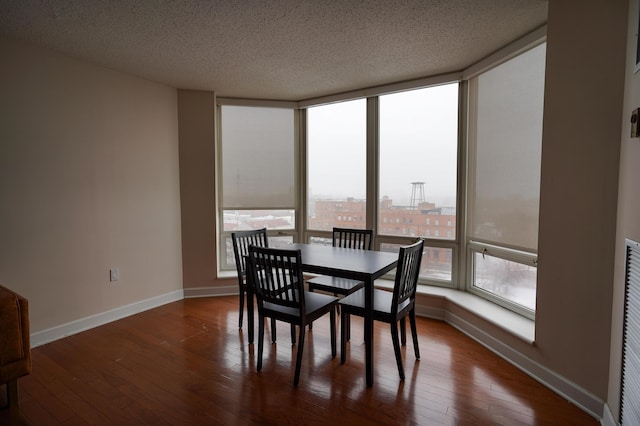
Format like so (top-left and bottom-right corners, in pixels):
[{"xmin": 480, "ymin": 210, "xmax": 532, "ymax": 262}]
[{"xmin": 467, "ymin": 43, "xmax": 546, "ymax": 317}]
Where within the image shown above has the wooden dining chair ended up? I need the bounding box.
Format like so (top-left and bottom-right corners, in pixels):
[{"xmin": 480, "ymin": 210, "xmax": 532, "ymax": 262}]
[
  {"xmin": 232, "ymin": 228, "xmax": 269, "ymax": 330},
  {"xmin": 338, "ymin": 239, "xmax": 424, "ymax": 380},
  {"xmin": 248, "ymin": 245, "xmax": 339, "ymax": 385},
  {"xmin": 232, "ymin": 229, "xmax": 291, "ymax": 344},
  {"xmin": 307, "ymin": 227, "xmax": 374, "ymax": 334}
]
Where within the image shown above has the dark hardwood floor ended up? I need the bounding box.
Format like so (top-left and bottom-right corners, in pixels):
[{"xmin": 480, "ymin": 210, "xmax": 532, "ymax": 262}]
[{"xmin": 1, "ymin": 295, "xmax": 596, "ymax": 425}]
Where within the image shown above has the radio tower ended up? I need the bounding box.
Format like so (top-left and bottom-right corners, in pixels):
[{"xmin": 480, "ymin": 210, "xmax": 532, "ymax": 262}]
[{"xmin": 410, "ymin": 182, "xmax": 425, "ymax": 209}]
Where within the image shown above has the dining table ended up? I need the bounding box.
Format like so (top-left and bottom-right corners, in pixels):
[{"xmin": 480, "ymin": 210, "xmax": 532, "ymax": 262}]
[{"xmin": 246, "ymin": 242, "xmax": 399, "ymax": 387}]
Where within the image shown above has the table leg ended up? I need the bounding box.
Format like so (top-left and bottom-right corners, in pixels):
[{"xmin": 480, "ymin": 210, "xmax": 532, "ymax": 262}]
[{"xmin": 365, "ymin": 277, "xmax": 374, "ymax": 386}]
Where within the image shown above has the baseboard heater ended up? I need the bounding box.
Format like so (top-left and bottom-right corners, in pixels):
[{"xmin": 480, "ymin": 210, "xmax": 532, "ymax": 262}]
[{"xmin": 621, "ymin": 238, "xmax": 640, "ymax": 424}]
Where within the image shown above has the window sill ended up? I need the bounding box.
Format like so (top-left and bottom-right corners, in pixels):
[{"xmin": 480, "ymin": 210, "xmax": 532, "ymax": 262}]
[
  {"xmin": 376, "ymin": 280, "xmax": 535, "ymax": 343},
  {"xmin": 217, "ymin": 270, "xmax": 236, "ymax": 279}
]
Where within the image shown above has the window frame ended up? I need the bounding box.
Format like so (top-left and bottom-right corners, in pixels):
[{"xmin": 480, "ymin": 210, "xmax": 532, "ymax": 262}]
[
  {"xmin": 215, "ymin": 26, "xmax": 546, "ymax": 319},
  {"xmin": 216, "ymin": 99, "xmax": 300, "ymax": 273},
  {"xmin": 463, "ymin": 39, "xmax": 546, "ymax": 318}
]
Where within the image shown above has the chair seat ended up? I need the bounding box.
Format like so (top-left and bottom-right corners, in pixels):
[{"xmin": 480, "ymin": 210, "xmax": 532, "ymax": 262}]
[
  {"xmin": 263, "ymin": 291, "xmax": 339, "ymax": 323},
  {"xmin": 339, "ymin": 288, "xmax": 411, "ymax": 318},
  {"xmin": 307, "ymin": 275, "xmax": 365, "ymax": 295}
]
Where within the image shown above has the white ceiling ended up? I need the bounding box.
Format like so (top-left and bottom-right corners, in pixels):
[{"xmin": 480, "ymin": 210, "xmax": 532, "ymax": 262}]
[{"xmin": 0, "ymin": 0, "xmax": 548, "ymax": 101}]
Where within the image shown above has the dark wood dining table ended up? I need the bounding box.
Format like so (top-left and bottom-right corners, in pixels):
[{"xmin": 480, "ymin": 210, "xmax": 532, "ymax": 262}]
[{"xmin": 246, "ymin": 242, "xmax": 399, "ymax": 387}]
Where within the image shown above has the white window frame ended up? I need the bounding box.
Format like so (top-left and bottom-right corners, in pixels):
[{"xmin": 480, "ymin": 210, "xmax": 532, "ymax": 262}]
[
  {"xmin": 216, "ymin": 99, "xmax": 300, "ymax": 273},
  {"xmin": 462, "ymin": 30, "xmax": 546, "ymax": 317},
  {"xmin": 214, "ymin": 25, "xmax": 546, "ymax": 318}
]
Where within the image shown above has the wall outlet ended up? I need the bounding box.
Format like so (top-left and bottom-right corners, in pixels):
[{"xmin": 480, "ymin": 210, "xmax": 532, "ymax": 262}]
[{"xmin": 110, "ymin": 268, "xmax": 120, "ymax": 282}]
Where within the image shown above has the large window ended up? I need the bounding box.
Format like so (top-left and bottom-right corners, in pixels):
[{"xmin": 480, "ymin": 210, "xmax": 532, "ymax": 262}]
[
  {"xmin": 307, "ymin": 100, "xmax": 367, "ymax": 232},
  {"xmin": 467, "ymin": 43, "xmax": 546, "ymax": 316},
  {"xmin": 218, "ymin": 105, "xmax": 296, "ymax": 270},
  {"xmin": 379, "ymin": 84, "xmax": 459, "ymax": 283},
  {"xmin": 216, "ymin": 36, "xmax": 546, "ymax": 320}
]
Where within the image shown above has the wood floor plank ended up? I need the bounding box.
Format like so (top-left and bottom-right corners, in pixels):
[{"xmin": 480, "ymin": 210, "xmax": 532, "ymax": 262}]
[{"xmin": 0, "ymin": 296, "xmax": 598, "ymax": 425}]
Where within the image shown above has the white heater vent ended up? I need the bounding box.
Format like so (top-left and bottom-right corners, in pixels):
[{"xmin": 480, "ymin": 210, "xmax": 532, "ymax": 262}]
[{"xmin": 621, "ymin": 239, "xmax": 640, "ymax": 425}]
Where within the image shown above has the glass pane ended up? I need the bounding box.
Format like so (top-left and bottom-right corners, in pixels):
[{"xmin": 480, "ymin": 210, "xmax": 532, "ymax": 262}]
[
  {"xmin": 223, "ymin": 234, "xmax": 294, "ymax": 272},
  {"xmin": 269, "ymin": 236, "xmax": 294, "ymax": 249},
  {"xmin": 380, "ymin": 243, "xmax": 452, "ymax": 282},
  {"xmin": 379, "ymin": 84, "xmax": 458, "ymax": 240},
  {"xmin": 223, "ymin": 209, "xmax": 295, "ymax": 232},
  {"xmin": 473, "ymin": 251, "xmax": 536, "ymax": 311},
  {"xmin": 309, "ymin": 236, "xmax": 332, "ymax": 246},
  {"xmin": 469, "ymin": 43, "xmax": 546, "ymax": 251},
  {"xmin": 222, "ymin": 236, "xmax": 235, "ymax": 270},
  {"xmin": 221, "ymin": 106, "xmax": 295, "ymax": 208},
  {"xmin": 307, "ymin": 100, "xmax": 366, "ymax": 231}
]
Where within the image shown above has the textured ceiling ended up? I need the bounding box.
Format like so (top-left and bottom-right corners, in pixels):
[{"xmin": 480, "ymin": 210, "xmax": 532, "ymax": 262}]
[{"xmin": 0, "ymin": 0, "xmax": 548, "ymax": 101}]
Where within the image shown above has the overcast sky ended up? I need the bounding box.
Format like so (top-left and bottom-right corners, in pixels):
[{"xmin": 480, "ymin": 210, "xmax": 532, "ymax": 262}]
[{"xmin": 308, "ymin": 83, "xmax": 459, "ymax": 207}]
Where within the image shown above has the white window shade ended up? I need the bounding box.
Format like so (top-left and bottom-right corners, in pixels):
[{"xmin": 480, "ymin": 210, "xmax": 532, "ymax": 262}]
[
  {"xmin": 221, "ymin": 106, "xmax": 295, "ymax": 208},
  {"xmin": 468, "ymin": 43, "xmax": 546, "ymax": 252}
]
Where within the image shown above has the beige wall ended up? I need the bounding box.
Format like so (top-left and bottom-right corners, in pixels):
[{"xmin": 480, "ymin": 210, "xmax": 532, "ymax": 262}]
[
  {"xmin": 608, "ymin": 0, "xmax": 640, "ymax": 420},
  {"xmin": 177, "ymin": 90, "xmax": 218, "ymax": 289},
  {"xmin": 535, "ymin": 0, "xmax": 627, "ymax": 398},
  {"xmin": 0, "ymin": 37, "xmax": 183, "ymax": 333}
]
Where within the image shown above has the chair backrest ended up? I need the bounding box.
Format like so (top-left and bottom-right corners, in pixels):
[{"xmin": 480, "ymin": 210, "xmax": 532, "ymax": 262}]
[
  {"xmin": 231, "ymin": 228, "xmax": 268, "ymax": 279},
  {"xmin": 332, "ymin": 227, "xmax": 374, "ymax": 250},
  {"xmin": 248, "ymin": 246, "xmax": 305, "ymax": 311},
  {"xmin": 391, "ymin": 240, "xmax": 424, "ymax": 311}
]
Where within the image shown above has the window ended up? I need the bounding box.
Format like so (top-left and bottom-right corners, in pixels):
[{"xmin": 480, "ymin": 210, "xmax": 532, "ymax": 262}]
[
  {"xmin": 216, "ymin": 34, "xmax": 545, "ymax": 319},
  {"xmin": 379, "ymin": 83, "xmax": 459, "ymax": 284},
  {"xmin": 379, "ymin": 84, "xmax": 458, "ymax": 240},
  {"xmin": 381, "ymin": 243, "xmax": 453, "ymax": 282},
  {"xmin": 467, "ymin": 43, "xmax": 546, "ymax": 317},
  {"xmin": 218, "ymin": 105, "xmax": 296, "ymax": 270},
  {"xmin": 307, "ymin": 100, "xmax": 366, "ymax": 232}
]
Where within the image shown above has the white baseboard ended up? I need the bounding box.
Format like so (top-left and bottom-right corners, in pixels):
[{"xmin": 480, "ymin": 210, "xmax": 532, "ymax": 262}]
[
  {"xmin": 183, "ymin": 285, "xmax": 237, "ymax": 298},
  {"xmin": 446, "ymin": 310, "xmax": 604, "ymax": 421},
  {"xmin": 414, "ymin": 304, "xmax": 446, "ymax": 321},
  {"xmin": 602, "ymin": 403, "xmax": 618, "ymax": 426},
  {"xmin": 30, "ymin": 289, "xmax": 184, "ymax": 348}
]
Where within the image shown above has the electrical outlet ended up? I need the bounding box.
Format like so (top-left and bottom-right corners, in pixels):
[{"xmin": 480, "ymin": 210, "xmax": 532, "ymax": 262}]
[{"xmin": 110, "ymin": 268, "xmax": 120, "ymax": 282}]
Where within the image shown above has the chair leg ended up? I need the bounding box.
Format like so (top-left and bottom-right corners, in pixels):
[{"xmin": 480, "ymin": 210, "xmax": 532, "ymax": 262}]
[
  {"xmin": 291, "ymin": 324, "xmax": 296, "ymax": 345},
  {"xmin": 330, "ymin": 308, "xmax": 337, "ymax": 358},
  {"xmin": 238, "ymin": 289, "xmax": 245, "ymax": 328},
  {"xmin": 409, "ymin": 310, "xmax": 420, "ymax": 359},
  {"xmin": 293, "ymin": 325, "xmax": 306, "ymax": 386},
  {"xmin": 257, "ymin": 315, "xmax": 265, "ymax": 372},
  {"xmin": 308, "ymin": 287, "xmax": 314, "ymax": 330},
  {"xmin": 271, "ymin": 318, "xmax": 277, "ymax": 343},
  {"xmin": 390, "ymin": 321, "xmax": 405, "ymax": 380},
  {"xmin": 340, "ymin": 311, "xmax": 349, "ymax": 364},
  {"xmin": 400, "ymin": 316, "xmax": 407, "ymax": 346},
  {"xmin": 247, "ymin": 291, "xmax": 255, "ymax": 344}
]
